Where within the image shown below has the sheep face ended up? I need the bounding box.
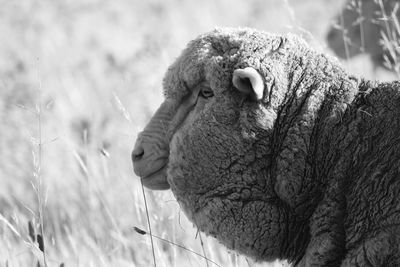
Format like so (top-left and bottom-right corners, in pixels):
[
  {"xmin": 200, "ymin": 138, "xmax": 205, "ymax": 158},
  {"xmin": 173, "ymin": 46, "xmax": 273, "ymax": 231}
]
[
  {"xmin": 133, "ymin": 28, "xmax": 292, "ymax": 190},
  {"xmin": 132, "ymin": 28, "xmax": 342, "ymax": 261}
]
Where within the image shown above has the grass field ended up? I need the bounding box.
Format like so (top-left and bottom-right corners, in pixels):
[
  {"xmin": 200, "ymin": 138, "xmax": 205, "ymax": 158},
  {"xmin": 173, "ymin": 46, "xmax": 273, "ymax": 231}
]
[{"xmin": 0, "ymin": 0, "xmax": 397, "ymax": 266}]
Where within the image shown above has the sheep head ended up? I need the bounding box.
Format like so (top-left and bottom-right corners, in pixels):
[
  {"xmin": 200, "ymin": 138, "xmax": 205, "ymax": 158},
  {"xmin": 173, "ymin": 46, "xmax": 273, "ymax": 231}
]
[{"xmin": 132, "ymin": 28, "xmax": 357, "ymax": 262}]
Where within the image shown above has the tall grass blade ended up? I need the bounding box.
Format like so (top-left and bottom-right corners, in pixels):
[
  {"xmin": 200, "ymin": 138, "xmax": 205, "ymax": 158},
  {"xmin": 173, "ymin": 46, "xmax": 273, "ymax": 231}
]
[
  {"xmin": 134, "ymin": 226, "xmax": 222, "ymax": 267},
  {"xmin": 140, "ymin": 182, "xmax": 157, "ymax": 267}
]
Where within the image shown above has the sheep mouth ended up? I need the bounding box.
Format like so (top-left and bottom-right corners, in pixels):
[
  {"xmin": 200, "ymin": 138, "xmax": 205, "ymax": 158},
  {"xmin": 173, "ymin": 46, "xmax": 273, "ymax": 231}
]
[{"xmin": 141, "ymin": 164, "xmax": 170, "ymax": 190}]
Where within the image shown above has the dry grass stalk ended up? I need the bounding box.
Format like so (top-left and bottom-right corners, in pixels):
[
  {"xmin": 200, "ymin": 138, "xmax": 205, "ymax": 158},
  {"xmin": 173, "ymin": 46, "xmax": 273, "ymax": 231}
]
[{"xmin": 133, "ymin": 226, "xmax": 222, "ymax": 267}]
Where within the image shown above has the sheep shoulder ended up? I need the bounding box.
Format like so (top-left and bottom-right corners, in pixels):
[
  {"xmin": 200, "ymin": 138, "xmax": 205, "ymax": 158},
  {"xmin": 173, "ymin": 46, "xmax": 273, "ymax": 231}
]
[
  {"xmin": 344, "ymin": 80, "xmax": 400, "ymax": 240},
  {"xmin": 299, "ymin": 80, "xmax": 400, "ymax": 266}
]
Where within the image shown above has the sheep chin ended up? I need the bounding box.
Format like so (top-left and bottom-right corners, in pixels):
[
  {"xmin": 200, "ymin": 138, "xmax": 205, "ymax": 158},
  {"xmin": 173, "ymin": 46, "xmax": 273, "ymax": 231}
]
[{"xmin": 140, "ymin": 165, "xmax": 170, "ymax": 190}]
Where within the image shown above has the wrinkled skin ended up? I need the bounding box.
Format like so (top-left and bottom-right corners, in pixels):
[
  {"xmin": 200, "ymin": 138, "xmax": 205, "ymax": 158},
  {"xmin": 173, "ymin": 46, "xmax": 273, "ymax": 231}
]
[
  {"xmin": 132, "ymin": 28, "xmax": 400, "ymax": 266},
  {"xmin": 326, "ymin": 0, "xmax": 399, "ymax": 69}
]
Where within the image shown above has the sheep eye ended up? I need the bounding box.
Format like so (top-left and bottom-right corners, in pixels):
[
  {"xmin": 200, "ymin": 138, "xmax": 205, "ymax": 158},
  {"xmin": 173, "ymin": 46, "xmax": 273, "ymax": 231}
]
[{"xmin": 199, "ymin": 87, "xmax": 214, "ymax": 99}]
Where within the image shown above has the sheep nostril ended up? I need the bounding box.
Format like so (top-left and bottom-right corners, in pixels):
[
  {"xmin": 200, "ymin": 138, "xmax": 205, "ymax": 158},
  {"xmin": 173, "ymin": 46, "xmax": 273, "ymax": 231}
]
[{"xmin": 132, "ymin": 146, "xmax": 145, "ymax": 161}]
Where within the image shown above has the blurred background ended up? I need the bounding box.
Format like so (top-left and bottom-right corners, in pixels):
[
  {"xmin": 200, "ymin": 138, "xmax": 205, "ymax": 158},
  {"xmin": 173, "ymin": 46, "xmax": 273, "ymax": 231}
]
[{"xmin": 1, "ymin": 0, "xmax": 398, "ymax": 266}]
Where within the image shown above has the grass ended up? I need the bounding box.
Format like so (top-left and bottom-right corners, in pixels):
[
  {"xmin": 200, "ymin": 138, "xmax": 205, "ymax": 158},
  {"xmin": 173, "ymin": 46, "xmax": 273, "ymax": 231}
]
[
  {"xmin": 0, "ymin": 0, "xmax": 397, "ymax": 266},
  {"xmin": 377, "ymin": 0, "xmax": 400, "ymax": 76},
  {"xmin": 333, "ymin": 0, "xmax": 400, "ymax": 79}
]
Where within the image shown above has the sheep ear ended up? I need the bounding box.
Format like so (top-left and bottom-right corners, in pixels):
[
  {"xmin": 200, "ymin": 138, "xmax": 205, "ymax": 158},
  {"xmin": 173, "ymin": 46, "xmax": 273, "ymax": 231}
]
[{"xmin": 232, "ymin": 67, "xmax": 264, "ymax": 101}]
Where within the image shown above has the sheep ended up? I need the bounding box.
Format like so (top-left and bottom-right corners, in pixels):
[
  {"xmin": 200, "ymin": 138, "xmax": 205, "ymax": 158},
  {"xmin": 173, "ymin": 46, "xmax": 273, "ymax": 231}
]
[
  {"xmin": 132, "ymin": 27, "xmax": 400, "ymax": 266},
  {"xmin": 326, "ymin": 0, "xmax": 400, "ymax": 71}
]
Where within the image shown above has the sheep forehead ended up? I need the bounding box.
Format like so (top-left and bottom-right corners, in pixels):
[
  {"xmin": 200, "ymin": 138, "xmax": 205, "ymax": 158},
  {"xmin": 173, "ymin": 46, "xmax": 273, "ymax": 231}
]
[
  {"xmin": 187, "ymin": 29, "xmax": 308, "ymax": 73},
  {"xmin": 163, "ymin": 28, "xmax": 308, "ymax": 98},
  {"xmin": 199, "ymin": 28, "xmax": 286, "ymax": 58}
]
